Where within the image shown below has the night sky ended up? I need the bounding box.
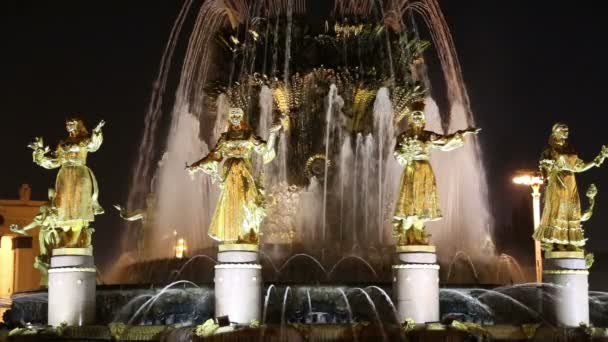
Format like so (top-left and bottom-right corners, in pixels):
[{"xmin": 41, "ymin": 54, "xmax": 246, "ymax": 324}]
[{"xmin": 1, "ymin": 2, "xmax": 607, "ymax": 285}]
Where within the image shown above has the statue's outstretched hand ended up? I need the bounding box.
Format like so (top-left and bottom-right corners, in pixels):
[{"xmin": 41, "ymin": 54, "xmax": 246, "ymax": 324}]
[
  {"xmin": 458, "ymin": 127, "xmax": 481, "ymax": 138},
  {"xmin": 10, "ymin": 224, "xmax": 26, "ymax": 235},
  {"xmin": 28, "ymin": 137, "xmax": 48, "ymax": 153},
  {"xmin": 269, "ymin": 123, "xmax": 282, "ymax": 133},
  {"xmin": 466, "ymin": 127, "xmax": 481, "ymax": 135},
  {"xmin": 185, "ymin": 163, "xmax": 196, "ymax": 174},
  {"xmin": 94, "ymin": 120, "xmax": 106, "ymax": 132},
  {"xmin": 586, "ymin": 184, "xmax": 598, "ymax": 199}
]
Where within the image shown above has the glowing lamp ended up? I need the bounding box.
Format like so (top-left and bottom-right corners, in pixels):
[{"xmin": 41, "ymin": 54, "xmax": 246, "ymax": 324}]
[
  {"xmin": 512, "ymin": 170, "xmax": 543, "ymax": 186},
  {"xmin": 175, "ymin": 238, "xmax": 187, "ymax": 259},
  {"xmin": 513, "ymin": 174, "xmax": 543, "ymax": 186}
]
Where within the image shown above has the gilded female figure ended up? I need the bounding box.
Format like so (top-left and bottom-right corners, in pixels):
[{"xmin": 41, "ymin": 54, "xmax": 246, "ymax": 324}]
[
  {"xmin": 533, "ymin": 123, "xmax": 607, "ymax": 251},
  {"xmin": 187, "ymin": 108, "xmax": 282, "ymax": 244},
  {"xmin": 29, "ymin": 118, "xmax": 105, "ymax": 247},
  {"xmin": 393, "ymin": 103, "xmax": 479, "ymax": 245}
]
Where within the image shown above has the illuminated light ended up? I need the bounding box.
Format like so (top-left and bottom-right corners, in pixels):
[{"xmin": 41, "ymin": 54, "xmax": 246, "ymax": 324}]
[
  {"xmin": 252, "ymin": 276, "xmax": 257, "ymax": 282},
  {"xmin": 513, "ymin": 175, "xmax": 543, "ymax": 186},
  {"xmin": 175, "ymin": 238, "xmax": 187, "ymax": 259},
  {"xmin": 512, "ymin": 170, "xmax": 543, "ymax": 186},
  {"xmin": 77, "ymin": 279, "xmax": 83, "ymax": 285}
]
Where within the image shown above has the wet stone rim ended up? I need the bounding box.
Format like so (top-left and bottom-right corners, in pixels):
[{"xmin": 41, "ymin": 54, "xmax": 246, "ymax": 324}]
[
  {"xmin": 392, "ymin": 264, "xmax": 440, "ymax": 270},
  {"xmin": 214, "ymin": 263, "xmax": 262, "ymax": 269},
  {"xmin": 542, "ymin": 269, "xmax": 589, "ymax": 275},
  {"xmin": 48, "ymin": 267, "xmax": 97, "ymax": 273}
]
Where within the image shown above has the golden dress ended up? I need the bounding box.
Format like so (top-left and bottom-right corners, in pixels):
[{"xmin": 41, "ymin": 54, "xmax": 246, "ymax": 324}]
[
  {"xmin": 33, "ymin": 131, "xmax": 104, "ymax": 227},
  {"xmin": 533, "ymin": 144, "xmax": 586, "ymax": 246},
  {"xmin": 191, "ymin": 128, "xmax": 275, "ymax": 242},
  {"xmin": 393, "ymin": 130, "xmax": 463, "ymax": 223}
]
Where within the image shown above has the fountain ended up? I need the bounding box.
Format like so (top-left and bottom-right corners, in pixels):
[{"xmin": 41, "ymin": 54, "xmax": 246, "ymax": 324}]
[{"xmin": 118, "ymin": 0, "xmax": 493, "ymax": 275}]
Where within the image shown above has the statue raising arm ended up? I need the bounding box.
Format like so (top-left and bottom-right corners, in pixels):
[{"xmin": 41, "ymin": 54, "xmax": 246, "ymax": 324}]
[
  {"xmin": 253, "ymin": 123, "xmax": 283, "ymax": 164},
  {"xmin": 547, "ymin": 145, "xmax": 608, "ymax": 174},
  {"xmin": 577, "ymin": 145, "xmax": 608, "ymax": 172},
  {"xmin": 87, "ymin": 120, "xmax": 105, "ymax": 152},
  {"xmin": 29, "ymin": 137, "xmax": 60, "ymax": 169}
]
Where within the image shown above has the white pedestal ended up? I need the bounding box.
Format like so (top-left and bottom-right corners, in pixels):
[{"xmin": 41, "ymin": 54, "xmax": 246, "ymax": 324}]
[
  {"xmin": 214, "ymin": 244, "xmax": 262, "ymax": 325},
  {"xmin": 392, "ymin": 245, "xmax": 440, "ymax": 324},
  {"xmin": 47, "ymin": 247, "xmax": 96, "ymax": 326},
  {"xmin": 543, "ymin": 251, "xmax": 589, "ymax": 327}
]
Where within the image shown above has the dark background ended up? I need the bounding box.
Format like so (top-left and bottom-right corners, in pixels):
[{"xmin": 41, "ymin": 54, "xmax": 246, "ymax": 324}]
[{"xmin": 1, "ymin": 1, "xmax": 606, "ymax": 287}]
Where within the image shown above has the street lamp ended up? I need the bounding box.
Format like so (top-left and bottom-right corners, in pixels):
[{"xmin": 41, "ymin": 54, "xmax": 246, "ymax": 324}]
[{"xmin": 513, "ymin": 170, "xmax": 544, "ymax": 283}]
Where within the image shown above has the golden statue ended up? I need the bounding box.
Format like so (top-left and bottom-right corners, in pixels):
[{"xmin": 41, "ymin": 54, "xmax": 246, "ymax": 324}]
[
  {"xmin": 114, "ymin": 193, "xmax": 156, "ymax": 259},
  {"xmin": 392, "ymin": 103, "xmax": 480, "ymax": 245},
  {"xmin": 532, "ymin": 123, "xmax": 607, "ymax": 251},
  {"xmin": 29, "ymin": 118, "xmax": 105, "ymax": 248},
  {"xmin": 10, "ymin": 189, "xmax": 61, "ymax": 285},
  {"xmin": 186, "ymin": 108, "xmax": 282, "ymax": 244}
]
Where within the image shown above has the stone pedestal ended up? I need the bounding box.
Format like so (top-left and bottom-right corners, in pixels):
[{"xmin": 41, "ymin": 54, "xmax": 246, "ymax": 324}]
[
  {"xmin": 215, "ymin": 244, "xmax": 262, "ymax": 325},
  {"xmin": 48, "ymin": 247, "xmax": 96, "ymax": 326},
  {"xmin": 392, "ymin": 245, "xmax": 440, "ymax": 324},
  {"xmin": 543, "ymin": 251, "xmax": 589, "ymax": 327}
]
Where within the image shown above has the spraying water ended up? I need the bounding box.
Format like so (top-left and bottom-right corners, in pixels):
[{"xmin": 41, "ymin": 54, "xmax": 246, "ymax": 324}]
[{"xmin": 121, "ymin": 0, "xmax": 497, "ymax": 284}]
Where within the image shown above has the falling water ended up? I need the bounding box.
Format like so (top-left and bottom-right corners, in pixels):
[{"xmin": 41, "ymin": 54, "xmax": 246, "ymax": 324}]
[
  {"xmin": 322, "ymin": 85, "xmax": 338, "ymax": 241},
  {"xmin": 153, "ymin": 108, "xmax": 216, "ymax": 258},
  {"xmin": 362, "ymin": 134, "xmax": 374, "ymax": 243},
  {"xmin": 424, "ymin": 97, "xmax": 492, "ymax": 260},
  {"xmin": 339, "ymin": 135, "xmax": 353, "ymax": 242},
  {"xmin": 365, "ymin": 286, "xmax": 398, "ymax": 322},
  {"xmin": 352, "ymin": 134, "xmax": 362, "ymax": 243},
  {"xmin": 306, "ymin": 290, "xmax": 312, "ymax": 314},
  {"xmin": 372, "ymin": 87, "xmax": 399, "ymax": 244},
  {"xmin": 128, "ymin": 280, "xmax": 199, "ymax": 325},
  {"xmin": 283, "ymin": 0, "xmax": 293, "ymax": 85},
  {"xmin": 262, "ymin": 284, "xmax": 277, "ymax": 324},
  {"xmin": 120, "ymin": 0, "xmax": 497, "ymax": 284},
  {"xmin": 127, "ymin": 0, "xmax": 195, "ymax": 209},
  {"xmin": 281, "ymin": 286, "xmax": 292, "ymax": 325},
  {"xmin": 298, "ymin": 177, "xmax": 322, "ymax": 243},
  {"xmin": 337, "ymin": 288, "xmax": 354, "ymax": 323},
  {"xmin": 337, "ymin": 288, "xmax": 358, "ymax": 342},
  {"xmin": 350, "ymin": 288, "xmax": 388, "ymax": 342}
]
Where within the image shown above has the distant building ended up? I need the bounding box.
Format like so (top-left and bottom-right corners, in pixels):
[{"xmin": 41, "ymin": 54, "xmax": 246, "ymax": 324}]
[{"xmin": 0, "ymin": 184, "xmax": 45, "ymax": 321}]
